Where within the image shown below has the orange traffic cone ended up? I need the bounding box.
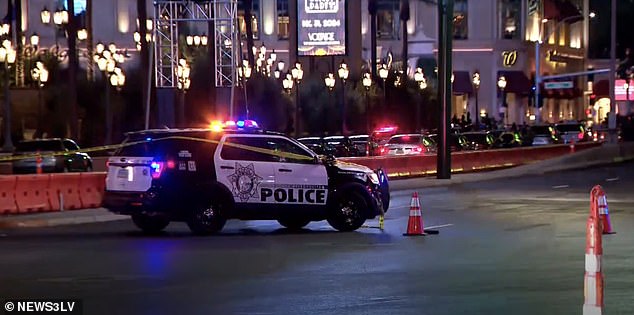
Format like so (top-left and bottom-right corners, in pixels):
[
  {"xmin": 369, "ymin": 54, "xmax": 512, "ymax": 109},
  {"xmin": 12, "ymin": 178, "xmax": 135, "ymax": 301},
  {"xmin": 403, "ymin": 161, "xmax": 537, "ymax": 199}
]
[
  {"xmin": 403, "ymin": 192, "xmax": 439, "ymax": 236},
  {"xmin": 598, "ymin": 192, "xmax": 615, "ymax": 234}
]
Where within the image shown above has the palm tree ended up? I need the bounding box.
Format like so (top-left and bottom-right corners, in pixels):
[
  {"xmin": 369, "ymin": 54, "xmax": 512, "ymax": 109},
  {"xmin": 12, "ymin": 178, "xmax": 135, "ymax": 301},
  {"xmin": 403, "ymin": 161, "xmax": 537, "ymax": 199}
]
[
  {"xmin": 400, "ymin": 0, "xmax": 410, "ymax": 71},
  {"xmin": 243, "ymin": 0, "xmax": 255, "ymax": 66},
  {"xmin": 368, "ymin": 0, "xmax": 377, "ymax": 78}
]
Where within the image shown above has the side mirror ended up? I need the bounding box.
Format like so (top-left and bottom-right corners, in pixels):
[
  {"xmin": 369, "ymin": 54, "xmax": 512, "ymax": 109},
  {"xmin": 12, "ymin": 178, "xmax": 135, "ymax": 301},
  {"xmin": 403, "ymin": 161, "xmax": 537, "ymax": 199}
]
[{"xmin": 313, "ymin": 156, "xmax": 320, "ymax": 164}]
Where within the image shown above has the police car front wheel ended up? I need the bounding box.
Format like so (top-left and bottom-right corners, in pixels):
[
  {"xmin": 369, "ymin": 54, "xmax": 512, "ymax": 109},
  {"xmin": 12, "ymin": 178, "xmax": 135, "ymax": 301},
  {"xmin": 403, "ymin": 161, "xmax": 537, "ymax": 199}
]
[
  {"xmin": 131, "ymin": 214, "xmax": 170, "ymax": 234},
  {"xmin": 327, "ymin": 188, "xmax": 368, "ymax": 232}
]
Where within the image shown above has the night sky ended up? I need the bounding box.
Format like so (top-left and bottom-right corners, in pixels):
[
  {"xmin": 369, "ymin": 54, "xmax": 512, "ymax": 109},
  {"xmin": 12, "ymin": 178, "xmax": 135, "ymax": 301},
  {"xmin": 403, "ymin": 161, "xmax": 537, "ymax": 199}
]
[{"xmin": 588, "ymin": 0, "xmax": 634, "ymax": 59}]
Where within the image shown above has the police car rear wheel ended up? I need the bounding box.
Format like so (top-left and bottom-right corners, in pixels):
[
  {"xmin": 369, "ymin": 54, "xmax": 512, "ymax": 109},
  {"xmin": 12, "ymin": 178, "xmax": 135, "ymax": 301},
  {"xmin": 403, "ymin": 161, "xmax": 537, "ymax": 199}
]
[
  {"xmin": 187, "ymin": 202, "xmax": 227, "ymax": 235},
  {"xmin": 131, "ymin": 214, "xmax": 170, "ymax": 234},
  {"xmin": 277, "ymin": 217, "xmax": 311, "ymax": 230},
  {"xmin": 327, "ymin": 191, "xmax": 367, "ymax": 232}
]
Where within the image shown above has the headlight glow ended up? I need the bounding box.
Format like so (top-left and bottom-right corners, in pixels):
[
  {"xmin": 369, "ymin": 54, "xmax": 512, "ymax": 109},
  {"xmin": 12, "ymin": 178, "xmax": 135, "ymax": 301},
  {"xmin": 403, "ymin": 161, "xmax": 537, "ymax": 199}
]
[{"xmin": 368, "ymin": 173, "xmax": 380, "ymax": 185}]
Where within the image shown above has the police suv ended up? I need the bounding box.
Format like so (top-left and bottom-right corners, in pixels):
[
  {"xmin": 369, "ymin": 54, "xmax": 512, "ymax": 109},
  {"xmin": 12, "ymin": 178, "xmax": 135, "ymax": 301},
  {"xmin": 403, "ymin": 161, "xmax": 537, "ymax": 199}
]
[{"xmin": 103, "ymin": 121, "xmax": 390, "ymax": 235}]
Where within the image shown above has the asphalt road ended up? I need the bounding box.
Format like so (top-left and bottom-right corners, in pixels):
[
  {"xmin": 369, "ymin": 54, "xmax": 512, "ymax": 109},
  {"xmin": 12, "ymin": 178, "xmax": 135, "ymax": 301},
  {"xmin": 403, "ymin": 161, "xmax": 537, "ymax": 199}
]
[{"xmin": 1, "ymin": 162, "xmax": 633, "ymax": 315}]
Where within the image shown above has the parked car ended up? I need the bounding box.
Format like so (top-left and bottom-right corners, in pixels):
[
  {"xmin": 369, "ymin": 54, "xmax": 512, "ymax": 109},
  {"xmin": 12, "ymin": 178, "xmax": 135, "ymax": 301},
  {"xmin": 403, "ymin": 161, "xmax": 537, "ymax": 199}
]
[
  {"xmin": 369, "ymin": 126, "xmax": 399, "ymax": 156},
  {"xmin": 12, "ymin": 138, "xmax": 93, "ymax": 174},
  {"xmin": 428, "ymin": 133, "xmax": 468, "ymax": 152},
  {"xmin": 380, "ymin": 134, "xmax": 435, "ymax": 155},
  {"xmin": 492, "ymin": 132, "xmax": 523, "ymax": 148},
  {"xmin": 527, "ymin": 125, "xmax": 559, "ymax": 146},
  {"xmin": 297, "ymin": 137, "xmax": 326, "ymax": 155},
  {"xmin": 323, "ymin": 136, "xmax": 363, "ymax": 157},
  {"xmin": 349, "ymin": 134, "xmax": 370, "ymax": 156},
  {"xmin": 461, "ymin": 131, "xmax": 495, "ymax": 150},
  {"xmin": 555, "ymin": 123, "xmax": 590, "ymax": 143}
]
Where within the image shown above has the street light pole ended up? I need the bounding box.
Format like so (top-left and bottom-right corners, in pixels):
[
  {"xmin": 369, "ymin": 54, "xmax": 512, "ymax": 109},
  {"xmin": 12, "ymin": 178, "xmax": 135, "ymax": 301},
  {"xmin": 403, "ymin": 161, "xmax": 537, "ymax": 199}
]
[
  {"xmin": 338, "ymin": 61, "xmax": 349, "ymax": 135},
  {"xmin": 2, "ymin": 59, "xmax": 11, "ymax": 151},
  {"xmin": 498, "ymin": 75, "xmax": 508, "ymax": 126},
  {"xmin": 472, "ymin": 71, "xmax": 480, "ymax": 130},
  {"xmin": 362, "ymin": 73, "xmax": 372, "ymax": 134}
]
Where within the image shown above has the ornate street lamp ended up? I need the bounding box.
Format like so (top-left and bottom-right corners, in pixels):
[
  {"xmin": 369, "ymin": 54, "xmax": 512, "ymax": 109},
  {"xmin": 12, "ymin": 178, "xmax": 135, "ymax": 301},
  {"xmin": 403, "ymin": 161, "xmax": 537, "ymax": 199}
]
[
  {"xmin": 291, "ymin": 62, "xmax": 304, "ymax": 136},
  {"xmin": 31, "ymin": 61, "xmax": 49, "ymax": 132},
  {"xmin": 337, "ymin": 61, "xmax": 349, "ymax": 134},
  {"xmin": 40, "ymin": 7, "xmax": 51, "ymax": 24},
  {"xmin": 283, "ymin": 73, "xmax": 294, "ymax": 94},
  {"xmin": 176, "ymin": 58, "xmax": 191, "ymax": 127},
  {"xmin": 30, "ymin": 33, "xmax": 40, "ymax": 47},
  {"xmin": 498, "ymin": 75, "xmax": 508, "ymax": 126},
  {"xmin": 362, "ymin": 73, "xmax": 372, "ymax": 134},
  {"xmin": 472, "ymin": 71, "xmax": 481, "ymax": 130},
  {"xmin": 413, "ymin": 68, "xmax": 427, "ymax": 132},
  {"xmin": 378, "ymin": 64, "xmax": 389, "ymax": 105}
]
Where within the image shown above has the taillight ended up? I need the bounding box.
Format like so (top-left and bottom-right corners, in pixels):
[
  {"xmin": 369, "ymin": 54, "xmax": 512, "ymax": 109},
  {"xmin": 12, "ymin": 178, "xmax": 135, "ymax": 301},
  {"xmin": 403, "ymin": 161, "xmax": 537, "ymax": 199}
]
[
  {"xmin": 150, "ymin": 162, "xmax": 164, "ymax": 179},
  {"xmin": 167, "ymin": 160, "xmax": 175, "ymax": 169},
  {"xmin": 380, "ymin": 147, "xmax": 386, "ymax": 154},
  {"xmin": 414, "ymin": 146, "xmax": 424, "ymax": 154},
  {"xmin": 578, "ymin": 132, "xmax": 584, "ymax": 140}
]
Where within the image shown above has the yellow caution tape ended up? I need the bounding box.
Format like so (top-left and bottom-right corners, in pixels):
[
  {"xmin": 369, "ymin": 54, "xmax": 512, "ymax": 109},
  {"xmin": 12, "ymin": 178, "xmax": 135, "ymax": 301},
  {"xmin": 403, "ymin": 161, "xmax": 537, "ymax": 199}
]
[{"xmin": 0, "ymin": 135, "xmax": 315, "ymax": 163}]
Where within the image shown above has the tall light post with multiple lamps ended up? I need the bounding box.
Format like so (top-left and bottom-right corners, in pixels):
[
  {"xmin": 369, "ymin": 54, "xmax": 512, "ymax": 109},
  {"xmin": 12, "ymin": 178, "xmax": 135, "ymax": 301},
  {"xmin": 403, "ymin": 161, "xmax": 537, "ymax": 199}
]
[
  {"xmin": 337, "ymin": 61, "xmax": 349, "ymax": 134},
  {"xmin": 237, "ymin": 60, "xmax": 253, "ymax": 120},
  {"xmin": 498, "ymin": 75, "xmax": 508, "ymax": 126},
  {"xmin": 30, "ymin": 61, "xmax": 49, "ymax": 134},
  {"xmin": 0, "ymin": 38, "xmax": 17, "ymax": 151},
  {"xmin": 94, "ymin": 42, "xmax": 126, "ymax": 144},
  {"xmin": 176, "ymin": 59, "xmax": 191, "ymax": 127},
  {"xmin": 414, "ymin": 68, "xmax": 427, "ymax": 133},
  {"xmin": 282, "ymin": 73, "xmax": 294, "ymax": 95},
  {"xmin": 472, "ymin": 71, "xmax": 481, "ymax": 130},
  {"xmin": 291, "ymin": 62, "xmax": 304, "ymax": 136},
  {"xmin": 378, "ymin": 64, "xmax": 389, "ymax": 106},
  {"xmin": 362, "ymin": 73, "xmax": 372, "ymax": 134},
  {"xmin": 325, "ymin": 73, "xmax": 336, "ymax": 133}
]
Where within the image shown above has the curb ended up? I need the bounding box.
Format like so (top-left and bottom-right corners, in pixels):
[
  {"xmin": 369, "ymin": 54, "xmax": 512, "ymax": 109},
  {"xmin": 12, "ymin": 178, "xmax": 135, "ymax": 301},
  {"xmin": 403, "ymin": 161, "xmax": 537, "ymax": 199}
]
[{"xmin": 0, "ymin": 211, "xmax": 128, "ymax": 229}]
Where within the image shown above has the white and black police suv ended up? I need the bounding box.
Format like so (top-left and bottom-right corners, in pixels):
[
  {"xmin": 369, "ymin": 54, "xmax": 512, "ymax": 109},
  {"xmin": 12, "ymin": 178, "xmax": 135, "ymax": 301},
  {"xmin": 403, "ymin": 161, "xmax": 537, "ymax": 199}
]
[{"xmin": 103, "ymin": 121, "xmax": 390, "ymax": 235}]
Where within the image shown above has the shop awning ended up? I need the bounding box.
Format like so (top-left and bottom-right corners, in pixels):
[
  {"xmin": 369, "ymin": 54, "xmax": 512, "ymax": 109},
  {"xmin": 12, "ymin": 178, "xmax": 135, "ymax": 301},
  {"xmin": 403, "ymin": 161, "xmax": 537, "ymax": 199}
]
[
  {"xmin": 452, "ymin": 71, "xmax": 473, "ymax": 94},
  {"xmin": 497, "ymin": 70, "xmax": 532, "ymax": 95},
  {"xmin": 593, "ymin": 80, "xmax": 609, "ymax": 99}
]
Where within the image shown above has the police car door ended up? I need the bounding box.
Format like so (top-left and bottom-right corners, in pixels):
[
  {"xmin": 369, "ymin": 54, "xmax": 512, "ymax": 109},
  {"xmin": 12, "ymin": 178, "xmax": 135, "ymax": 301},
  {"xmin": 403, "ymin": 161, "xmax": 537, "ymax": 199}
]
[
  {"xmin": 266, "ymin": 136, "xmax": 328, "ymax": 206},
  {"xmin": 215, "ymin": 135, "xmax": 276, "ymax": 204}
]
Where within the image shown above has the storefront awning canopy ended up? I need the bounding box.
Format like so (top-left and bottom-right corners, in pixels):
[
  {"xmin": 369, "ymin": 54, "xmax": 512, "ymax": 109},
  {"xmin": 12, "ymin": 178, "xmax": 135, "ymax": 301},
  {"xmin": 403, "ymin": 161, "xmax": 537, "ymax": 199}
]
[
  {"xmin": 452, "ymin": 71, "xmax": 474, "ymax": 95},
  {"xmin": 593, "ymin": 80, "xmax": 609, "ymax": 99},
  {"xmin": 497, "ymin": 70, "xmax": 532, "ymax": 95}
]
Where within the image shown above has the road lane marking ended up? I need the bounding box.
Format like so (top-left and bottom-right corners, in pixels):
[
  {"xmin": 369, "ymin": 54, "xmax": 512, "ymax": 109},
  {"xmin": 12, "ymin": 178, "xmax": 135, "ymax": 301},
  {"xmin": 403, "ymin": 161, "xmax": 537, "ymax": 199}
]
[
  {"xmin": 606, "ymin": 177, "xmax": 619, "ymax": 182},
  {"xmin": 552, "ymin": 185, "xmax": 569, "ymax": 189},
  {"xmin": 425, "ymin": 223, "xmax": 454, "ymax": 230},
  {"xmin": 497, "ymin": 197, "xmax": 634, "ymax": 203}
]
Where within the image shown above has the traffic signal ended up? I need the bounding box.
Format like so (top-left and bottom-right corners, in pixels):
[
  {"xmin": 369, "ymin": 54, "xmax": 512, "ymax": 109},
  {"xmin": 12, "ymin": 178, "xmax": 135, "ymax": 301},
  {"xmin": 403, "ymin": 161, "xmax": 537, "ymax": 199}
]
[
  {"xmin": 587, "ymin": 67, "xmax": 595, "ymax": 83},
  {"xmin": 590, "ymin": 94, "xmax": 597, "ymax": 106}
]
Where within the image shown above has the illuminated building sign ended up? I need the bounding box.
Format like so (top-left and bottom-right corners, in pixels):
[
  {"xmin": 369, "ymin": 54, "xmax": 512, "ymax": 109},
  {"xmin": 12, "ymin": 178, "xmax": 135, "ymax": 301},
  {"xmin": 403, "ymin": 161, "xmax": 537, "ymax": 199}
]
[
  {"xmin": 297, "ymin": 0, "xmax": 346, "ymax": 56},
  {"xmin": 502, "ymin": 50, "xmax": 518, "ymax": 67},
  {"xmin": 615, "ymin": 79, "xmax": 634, "ymax": 101}
]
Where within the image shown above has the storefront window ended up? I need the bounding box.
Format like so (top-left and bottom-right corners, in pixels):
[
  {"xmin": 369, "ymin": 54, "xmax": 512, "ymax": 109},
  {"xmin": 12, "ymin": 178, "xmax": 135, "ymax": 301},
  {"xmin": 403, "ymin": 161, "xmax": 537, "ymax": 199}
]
[
  {"xmin": 238, "ymin": 0, "xmax": 260, "ymax": 39},
  {"xmin": 377, "ymin": 0, "xmax": 400, "ymax": 40},
  {"xmin": 277, "ymin": 0, "xmax": 289, "ymax": 40},
  {"xmin": 453, "ymin": 0, "xmax": 468, "ymax": 40},
  {"xmin": 499, "ymin": 0, "xmax": 521, "ymax": 39}
]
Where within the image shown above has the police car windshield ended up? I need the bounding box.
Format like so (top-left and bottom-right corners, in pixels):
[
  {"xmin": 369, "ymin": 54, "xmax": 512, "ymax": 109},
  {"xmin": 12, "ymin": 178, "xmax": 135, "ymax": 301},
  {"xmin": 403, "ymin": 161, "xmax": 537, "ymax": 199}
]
[{"xmin": 288, "ymin": 137, "xmax": 319, "ymax": 158}]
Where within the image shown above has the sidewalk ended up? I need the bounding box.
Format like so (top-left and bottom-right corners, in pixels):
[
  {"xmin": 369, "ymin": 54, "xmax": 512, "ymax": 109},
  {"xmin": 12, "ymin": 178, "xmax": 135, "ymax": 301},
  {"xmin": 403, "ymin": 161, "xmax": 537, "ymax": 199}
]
[
  {"xmin": 0, "ymin": 208, "xmax": 126, "ymax": 229},
  {"xmin": 2, "ymin": 142, "xmax": 633, "ymax": 229}
]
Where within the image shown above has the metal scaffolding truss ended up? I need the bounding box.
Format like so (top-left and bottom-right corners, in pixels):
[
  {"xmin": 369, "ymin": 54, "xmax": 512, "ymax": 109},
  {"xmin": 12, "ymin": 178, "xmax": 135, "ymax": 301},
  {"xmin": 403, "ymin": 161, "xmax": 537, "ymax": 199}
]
[{"xmin": 153, "ymin": 0, "xmax": 237, "ymax": 88}]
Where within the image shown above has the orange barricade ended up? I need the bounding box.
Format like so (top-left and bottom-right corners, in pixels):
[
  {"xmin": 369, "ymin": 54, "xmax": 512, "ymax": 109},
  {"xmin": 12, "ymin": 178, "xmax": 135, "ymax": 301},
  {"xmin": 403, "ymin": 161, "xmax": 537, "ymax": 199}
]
[
  {"xmin": 15, "ymin": 174, "xmax": 51, "ymax": 213},
  {"xmin": 0, "ymin": 175, "xmax": 18, "ymax": 214},
  {"xmin": 79, "ymin": 172, "xmax": 107, "ymax": 209},
  {"xmin": 48, "ymin": 173, "xmax": 83, "ymax": 210}
]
